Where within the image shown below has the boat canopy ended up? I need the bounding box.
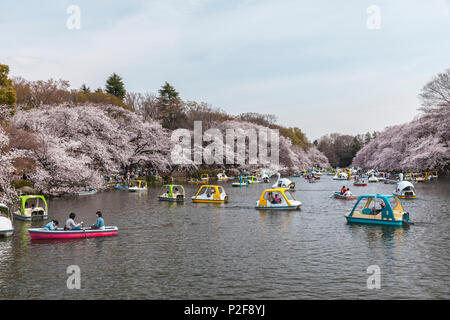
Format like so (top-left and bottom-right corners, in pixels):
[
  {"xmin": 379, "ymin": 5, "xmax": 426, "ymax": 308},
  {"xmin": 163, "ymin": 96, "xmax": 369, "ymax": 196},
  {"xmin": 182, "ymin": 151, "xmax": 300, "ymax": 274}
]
[
  {"xmin": 397, "ymin": 181, "xmax": 415, "ymax": 191},
  {"xmin": 350, "ymin": 194, "xmax": 404, "ymax": 220},
  {"xmin": 19, "ymin": 195, "xmax": 47, "ymax": 212}
]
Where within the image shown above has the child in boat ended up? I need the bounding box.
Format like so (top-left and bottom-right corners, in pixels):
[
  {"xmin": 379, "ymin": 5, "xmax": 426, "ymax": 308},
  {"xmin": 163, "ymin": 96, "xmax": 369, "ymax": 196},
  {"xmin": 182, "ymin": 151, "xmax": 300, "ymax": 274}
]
[
  {"xmin": 65, "ymin": 213, "xmax": 83, "ymax": 230},
  {"xmin": 343, "ymin": 188, "xmax": 353, "ymax": 196},
  {"xmin": 44, "ymin": 220, "xmax": 59, "ymax": 230},
  {"xmin": 273, "ymin": 194, "xmax": 282, "ymax": 204},
  {"xmin": 91, "ymin": 211, "xmax": 105, "ymax": 230},
  {"xmin": 340, "ymin": 186, "xmax": 347, "ymax": 195}
]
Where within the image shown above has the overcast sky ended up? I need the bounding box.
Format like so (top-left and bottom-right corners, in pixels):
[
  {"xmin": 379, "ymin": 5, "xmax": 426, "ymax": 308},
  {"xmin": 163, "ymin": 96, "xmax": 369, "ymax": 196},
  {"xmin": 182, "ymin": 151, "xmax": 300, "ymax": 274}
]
[{"xmin": 1, "ymin": 0, "xmax": 449, "ymax": 140}]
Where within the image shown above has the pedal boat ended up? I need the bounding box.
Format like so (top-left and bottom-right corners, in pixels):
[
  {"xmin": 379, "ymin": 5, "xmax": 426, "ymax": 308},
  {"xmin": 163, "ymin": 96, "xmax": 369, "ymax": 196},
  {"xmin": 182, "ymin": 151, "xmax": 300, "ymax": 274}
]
[
  {"xmin": 12, "ymin": 195, "xmax": 48, "ymax": 221},
  {"xmin": 255, "ymin": 188, "xmax": 302, "ymax": 210},
  {"xmin": 334, "ymin": 192, "xmax": 357, "ymax": 200},
  {"xmin": 0, "ymin": 203, "xmax": 13, "ymax": 237},
  {"xmin": 272, "ymin": 173, "xmax": 295, "ymax": 190},
  {"xmin": 353, "ymin": 179, "xmax": 367, "ymax": 186},
  {"xmin": 247, "ymin": 176, "xmax": 261, "ymax": 184},
  {"xmin": 28, "ymin": 226, "xmax": 118, "ymax": 240},
  {"xmin": 333, "ymin": 172, "xmax": 349, "ymax": 180},
  {"xmin": 231, "ymin": 176, "xmax": 249, "ymax": 187},
  {"xmin": 192, "ymin": 185, "xmax": 228, "ymax": 203},
  {"xmin": 393, "ymin": 181, "xmax": 416, "ymax": 199},
  {"xmin": 217, "ymin": 172, "xmax": 231, "ymax": 181},
  {"xmin": 188, "ymin": 174, "xmax": 209, "ymax": 184},
  {"xmin": 368, "ymin": 174, "xmax": 379, "ymax": 183},
  {"xmin": 158, "ymin": 185, "xmax": 185, "ymax": 201},
  {"xmin": 345, "ymin": 194, "xmax": 411, "ymax": 226},
  {"xmin": 128, "ymin": 180, "xmax": 148, "ymax": 192}
]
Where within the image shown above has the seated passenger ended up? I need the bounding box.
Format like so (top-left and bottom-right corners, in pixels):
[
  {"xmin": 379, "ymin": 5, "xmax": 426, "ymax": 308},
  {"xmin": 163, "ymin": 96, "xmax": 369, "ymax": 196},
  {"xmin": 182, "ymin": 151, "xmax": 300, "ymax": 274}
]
[
  {"xmin": 344, "ymin": 188, "xmax": 352, "ymax": 196},
  {"xmin": 44, "ymin": 220, "xmax": 59, "ymax": 231},
  {"xmin": 273, "ymin": 194, "xmax": 282, "ymax": 204},
  {"xmin": 372, "ymin": 202, "xmax": 385, "ymax": 214},
  {"xmin": 91, "ymin": 211, "xmax": 105, "ymax": 230},
  {"xmin": 340, "ymin": 186, "xmax": 347, "ymax": 195}
]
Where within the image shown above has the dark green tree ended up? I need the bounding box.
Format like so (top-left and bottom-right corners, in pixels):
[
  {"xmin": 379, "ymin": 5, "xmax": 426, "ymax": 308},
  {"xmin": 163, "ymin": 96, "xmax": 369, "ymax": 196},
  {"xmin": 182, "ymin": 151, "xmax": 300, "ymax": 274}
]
[
  {"xmin": 105, "ymin": 73, "xmax": 126, "ymax": 100},
  {"xmin": 156, "ymin": 82, "xmax": 186, "ymax": 129},
  {"xmin": 0, "ymin": 63, "xmax": 17, "ymax": 116},
  {"xmin": 80, "ymin": 84, "xmax": 91, "ymax": 93}
]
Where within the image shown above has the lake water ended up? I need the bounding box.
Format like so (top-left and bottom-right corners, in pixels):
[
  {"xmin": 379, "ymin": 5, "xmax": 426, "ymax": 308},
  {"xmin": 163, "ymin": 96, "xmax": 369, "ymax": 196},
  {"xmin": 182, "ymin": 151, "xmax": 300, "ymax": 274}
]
[{"xmin": 0, "ymin": 176, "xmax": 449, "ymax": 299}]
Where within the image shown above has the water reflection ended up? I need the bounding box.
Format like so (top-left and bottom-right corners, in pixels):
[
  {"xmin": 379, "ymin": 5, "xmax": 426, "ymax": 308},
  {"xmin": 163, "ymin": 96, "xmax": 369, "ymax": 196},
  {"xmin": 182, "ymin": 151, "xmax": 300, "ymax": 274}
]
[{"xmin": 0, "ymin": 178, "xmax": 448, "ymax": 299}]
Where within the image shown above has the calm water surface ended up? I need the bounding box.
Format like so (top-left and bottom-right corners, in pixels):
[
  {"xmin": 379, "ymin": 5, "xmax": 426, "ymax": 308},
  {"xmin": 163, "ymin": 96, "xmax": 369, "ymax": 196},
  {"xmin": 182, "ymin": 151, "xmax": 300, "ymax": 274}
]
[{"xmin": 0, "ymin": 177, "xmax": 449, "ymax": 299}]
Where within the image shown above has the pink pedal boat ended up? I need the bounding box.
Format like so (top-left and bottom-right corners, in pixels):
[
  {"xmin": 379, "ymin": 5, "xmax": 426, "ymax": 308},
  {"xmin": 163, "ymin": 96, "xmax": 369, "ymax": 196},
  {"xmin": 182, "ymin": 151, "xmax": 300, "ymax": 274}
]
[{"xmin": 28, "ymin": 226, "xmax": 118, "ymax": 240}]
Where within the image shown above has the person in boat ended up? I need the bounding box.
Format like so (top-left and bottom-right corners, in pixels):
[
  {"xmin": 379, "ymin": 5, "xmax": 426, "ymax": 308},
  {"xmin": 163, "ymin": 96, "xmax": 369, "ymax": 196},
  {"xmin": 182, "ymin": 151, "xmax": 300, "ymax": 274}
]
[
  {"xmin": 372, "ymin": 202, "xmax": 385, "ymax": 215},
  {"xmin": 91, "ymin": 211, "xmax": 105, "ymax": 230},
  {"xmin": 267, "ymin": 192, "xmax": 274, "ymax": 203},
  {"xmin": 44, "ymin": 220, "xmax": 59, "ymax": 231},
  {"xmin": 340, "ymin": 186, "xmax": 347, "ymax": 195},
  {"xmin": 273, "ymin": 194, "xmax": 282, "ymax": 204},
  {"xmin": 343, "ymin": 188, "xmax": 353, "ymax": 196},
  {"xmin": 65, "ymin": 213, "xmax": 83, "ymax": 230}
]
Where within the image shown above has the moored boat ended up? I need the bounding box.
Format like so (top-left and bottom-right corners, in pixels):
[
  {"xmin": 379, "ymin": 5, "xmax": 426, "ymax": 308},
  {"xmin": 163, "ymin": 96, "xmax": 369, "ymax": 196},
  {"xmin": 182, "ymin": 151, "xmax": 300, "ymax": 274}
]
[
  {"xmin": 28, "ymin": 226, "xmax": 118, "ymax": 240},
  {"xmin": 345, "ymin": 194, "xmax": 411, "ymax": 226}
]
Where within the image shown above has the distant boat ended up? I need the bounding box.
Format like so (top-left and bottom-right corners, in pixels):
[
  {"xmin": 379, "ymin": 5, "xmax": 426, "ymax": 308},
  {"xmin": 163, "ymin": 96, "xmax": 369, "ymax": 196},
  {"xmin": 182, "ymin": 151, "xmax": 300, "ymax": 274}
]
[{"xmin": 76, "ymin": 188, "xmax": 97, "ymax": 196}]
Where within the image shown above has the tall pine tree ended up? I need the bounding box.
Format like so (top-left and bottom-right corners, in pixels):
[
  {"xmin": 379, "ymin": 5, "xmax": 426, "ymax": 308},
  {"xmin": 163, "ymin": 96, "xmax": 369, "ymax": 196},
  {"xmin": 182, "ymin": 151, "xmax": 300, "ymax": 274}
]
[{"xmin": 105, "ymin": 73, "xmax": 126, "ymax": 100}]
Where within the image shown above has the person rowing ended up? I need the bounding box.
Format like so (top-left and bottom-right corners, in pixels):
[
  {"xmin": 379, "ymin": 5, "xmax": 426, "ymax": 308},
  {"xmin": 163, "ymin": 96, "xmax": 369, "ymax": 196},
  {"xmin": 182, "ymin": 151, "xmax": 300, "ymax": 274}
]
[{"xmin": 65, "ymin": 212, "xmax": 83, "ymax": 230}]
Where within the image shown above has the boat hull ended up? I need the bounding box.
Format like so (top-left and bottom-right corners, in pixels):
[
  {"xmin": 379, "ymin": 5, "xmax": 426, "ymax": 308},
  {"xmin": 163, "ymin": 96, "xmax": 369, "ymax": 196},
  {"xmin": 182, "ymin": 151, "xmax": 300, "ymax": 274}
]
[
  {"xmin": 28, "ymin": 227, "xmax": 118, "ymax": 240},
  {"xmin": 255, "ymin": 205, "xmax": 301, "ymax": 210},
  {"xmin": 353, "ymin": 183, "xmax": 367, "ymax": 186},
  {"xmin": 0, "ymin": 229, "xmax": 13, "ymax": 237},
  {"xmin": 158, "ymin": 196, "xmax": 185, "ymax": 202},
  {"xmin": 12, "ymin": 212, "xmax": 48, "ymax": 221},
  {"xmin": 334, "ymin": 193, "xmax": 356, "ymax": 200},
  {"xmin": 345, "ymin": 216, "xmax": 403, "ymax": 226}
]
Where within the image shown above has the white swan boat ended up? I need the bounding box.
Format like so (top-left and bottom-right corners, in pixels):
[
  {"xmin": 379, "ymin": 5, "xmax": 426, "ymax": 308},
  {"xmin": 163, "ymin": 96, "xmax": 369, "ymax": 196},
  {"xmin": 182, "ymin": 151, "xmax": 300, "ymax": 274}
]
[
  {"xmin": 0, "ymin": 203, "xmax": 13, "ymax": 237},
  {"xmin": 272, "ymin": 173, "xmax": 295, "ymax": 190}
]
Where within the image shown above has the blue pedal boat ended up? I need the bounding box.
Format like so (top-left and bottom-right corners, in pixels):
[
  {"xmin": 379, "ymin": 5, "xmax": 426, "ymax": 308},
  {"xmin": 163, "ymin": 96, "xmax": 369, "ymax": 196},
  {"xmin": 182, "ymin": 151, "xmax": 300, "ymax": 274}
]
[{"xmin": 345, "ymin": 194, "xmax": 411, "ymax": 226}]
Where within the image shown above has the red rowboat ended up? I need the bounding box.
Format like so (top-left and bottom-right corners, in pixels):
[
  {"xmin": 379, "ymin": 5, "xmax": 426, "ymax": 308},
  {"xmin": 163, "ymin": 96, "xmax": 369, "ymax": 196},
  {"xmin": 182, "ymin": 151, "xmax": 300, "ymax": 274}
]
[
  {"xmin": 28, "ymin": 226, "xmax": 118, "ymax": 240},
  {"xmin": 333, "ymin": 192, "xmax": 357, "ymax": 200}
]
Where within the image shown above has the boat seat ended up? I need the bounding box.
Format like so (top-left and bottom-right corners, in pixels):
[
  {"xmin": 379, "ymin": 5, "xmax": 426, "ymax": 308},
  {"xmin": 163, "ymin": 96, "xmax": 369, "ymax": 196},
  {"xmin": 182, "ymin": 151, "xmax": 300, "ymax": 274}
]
[{"xmin": 362, "ymin": 208, "xmax": 372, "ymax": 215}]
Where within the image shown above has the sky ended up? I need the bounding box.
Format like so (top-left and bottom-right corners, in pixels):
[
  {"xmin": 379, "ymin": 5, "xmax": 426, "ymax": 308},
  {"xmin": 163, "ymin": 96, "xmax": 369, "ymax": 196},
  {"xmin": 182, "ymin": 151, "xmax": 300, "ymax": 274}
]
[{"xmin": 1, "ymin": 0, "xmax": 449, "ymax": 140}]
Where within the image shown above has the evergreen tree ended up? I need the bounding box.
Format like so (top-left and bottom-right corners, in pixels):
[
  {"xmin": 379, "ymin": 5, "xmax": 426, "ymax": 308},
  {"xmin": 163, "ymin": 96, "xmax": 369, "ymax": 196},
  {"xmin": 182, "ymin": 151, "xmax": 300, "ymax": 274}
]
[
  {"xmin": 80, "ymin": 84, "xmax": 91, "ymax": 93},
  {"xmin": 105, "ymin": 73, "xmax": 126, "ymax": 100},
  {"xmin": 156, "ymin": 82, "xmax": 185, "ymax": 129},
  {"xmin": 0, "ymin": 64, "xmax": 17, "ymax": 115}
]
